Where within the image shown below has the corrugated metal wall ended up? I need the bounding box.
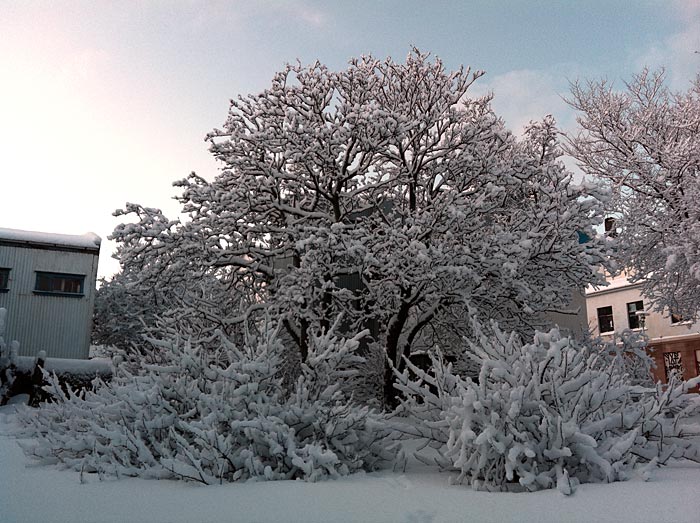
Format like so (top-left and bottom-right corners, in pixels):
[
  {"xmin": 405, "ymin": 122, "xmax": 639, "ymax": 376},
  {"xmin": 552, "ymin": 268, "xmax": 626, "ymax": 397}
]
[{"xmin": 0, "ymin": 246, "xmax": 99, "ymax": 359}]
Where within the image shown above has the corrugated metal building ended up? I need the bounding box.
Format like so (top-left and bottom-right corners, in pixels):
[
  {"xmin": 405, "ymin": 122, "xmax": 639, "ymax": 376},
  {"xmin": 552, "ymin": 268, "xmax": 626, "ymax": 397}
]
[{"xmin": 0, "ymin": 228, "xmax": 101, "ymax": 359}]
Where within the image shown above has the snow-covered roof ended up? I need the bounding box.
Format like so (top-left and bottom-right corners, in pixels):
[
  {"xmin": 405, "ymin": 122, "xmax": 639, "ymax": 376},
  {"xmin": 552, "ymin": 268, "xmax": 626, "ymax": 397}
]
[{"xmin": 0, "ymin": 227, "xmax": 101, "ymax": 253}]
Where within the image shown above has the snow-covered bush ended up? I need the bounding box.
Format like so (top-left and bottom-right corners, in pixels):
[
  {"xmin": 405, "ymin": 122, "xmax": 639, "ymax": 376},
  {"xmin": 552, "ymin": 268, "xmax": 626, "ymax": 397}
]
[
  {"xmin": 395, "ymin": 321, "xmax": 700, "ymax": 494},
  {"xmin": 0, "ymin": 307, "xmax": 20, "ymax": 402},
  {"xmin": 590, "ymin": 328, "xmax": 656, "ymax": 387},
  {"xmin": 16, "ymin": 323, "xmax": 399, "ymax": 484}
]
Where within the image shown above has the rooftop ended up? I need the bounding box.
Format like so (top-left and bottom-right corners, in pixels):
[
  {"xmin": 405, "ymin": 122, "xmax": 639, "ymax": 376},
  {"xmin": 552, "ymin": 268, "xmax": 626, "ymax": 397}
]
[
  {"xmin": 0, "ymin": 227, "xmax": 101, "ymax": 253},
  {"xmin": 586, "ymin": 270, "xmax": 642, "ymax": 297}
]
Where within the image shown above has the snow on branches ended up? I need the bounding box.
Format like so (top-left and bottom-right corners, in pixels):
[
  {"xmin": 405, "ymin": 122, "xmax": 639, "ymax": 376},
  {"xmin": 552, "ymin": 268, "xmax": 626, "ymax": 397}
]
[
  {"xmin": 108, "ymin": 49, "xmax": 610, "ymax": 405},
  {"xmin": 17, "ymin": 323, "xmax": 399, "ymax": 484},
  {"xmin": 394, "ymin": 320, "xmax": 700, "ymax": 494},
  {"xmin": 567, "ymin": 69, "xmax": 700, "ymax": 319}
]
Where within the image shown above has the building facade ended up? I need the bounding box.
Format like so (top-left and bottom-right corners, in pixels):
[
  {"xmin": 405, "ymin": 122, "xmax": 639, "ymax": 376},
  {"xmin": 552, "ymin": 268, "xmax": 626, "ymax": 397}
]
[
  {"xmin": 586, "ymin": 272, "xmax": 700, "ymax": 384},
  {"xmin": 0, "ymin": 228, "xmax": 101, "ymax": 359}
]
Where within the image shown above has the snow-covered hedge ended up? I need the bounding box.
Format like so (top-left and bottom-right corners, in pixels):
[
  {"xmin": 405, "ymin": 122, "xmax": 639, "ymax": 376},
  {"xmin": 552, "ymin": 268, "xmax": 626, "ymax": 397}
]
[
  {"xmin": 395, "ymin": 322, "xmax": 700, "ymax": 494},
  {"xmin": 16, "ymin": 324, "xmax": 399, "ymax": 484}
]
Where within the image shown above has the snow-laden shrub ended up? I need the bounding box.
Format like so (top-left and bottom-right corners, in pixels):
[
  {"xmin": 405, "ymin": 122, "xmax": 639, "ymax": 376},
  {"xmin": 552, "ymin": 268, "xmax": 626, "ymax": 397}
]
[
  {"xmin": 0, "ymin": 307, "xmax": 20, "ymax": 402},
  {"xmin": 589, "ymin": 329, "xmax": 655, "ymax": 387},
  {"xmin": 16, "ymin": 323, "xmax": 399, "ymax": 484},
  {"xmin": 395, "ymin": 321, "xmax": 700, "ymax": 494}
]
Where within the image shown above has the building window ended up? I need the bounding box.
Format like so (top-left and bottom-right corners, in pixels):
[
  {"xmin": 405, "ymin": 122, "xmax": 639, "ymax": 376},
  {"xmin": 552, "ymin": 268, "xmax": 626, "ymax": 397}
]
[
  {"xmin": 0, "ymin": 268, "xmax": 9, "ymax": 292},
  {"xmin": 626, "ymin": 301, "xmax": 644, "ymax": 329},
  {"xmin": 604, "ymin": 217, "xmax": 618, "ymax": 238},
  {"xmin": 663, "ymin": 351, "xmax": 683, "ymax": 380},
  {"xmin": 597, "ymin": 306, "xmax": 614, "ymax": 333},
  {"xmin": 696, "ymin": 350, "xmax": 700, "ymax": 376},
  {"xmin": 34, "ymin": 272, "xmax": 85, "ymax": 296},
  {"xmin": 670, "ymin": 312, "xmax": 689, "ymax": 325}
]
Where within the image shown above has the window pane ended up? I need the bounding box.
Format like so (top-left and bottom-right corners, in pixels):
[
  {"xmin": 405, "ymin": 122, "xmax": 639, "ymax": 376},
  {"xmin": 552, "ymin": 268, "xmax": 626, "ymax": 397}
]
[
  {"xmin": 0, "ymin": 268, "xmax": 9, "ymax": 290},
  {"xmin": 35, "ymin": 273, "xmax": 50, "ymax": 291},
  {"xmin": 35, "ymin": 272, "xmax": 84, "ymax": 295},
  {"xmin": 627, "ymin": 300, "xmax": 644, "ymax": 329},
  {"xmin": 65, "ymin": 278, "xmax": 82, "ymax": 293},
  {"xmin": 597, "ymin": 306, "xmax": 614, "ymax": 333},
  {"xmin": 671, "ymin": 313, "xmax": 685, "ymax": 324},
  {"xmin": 604, "ymin": 217, "xmax": 617, "ymax": 237}
]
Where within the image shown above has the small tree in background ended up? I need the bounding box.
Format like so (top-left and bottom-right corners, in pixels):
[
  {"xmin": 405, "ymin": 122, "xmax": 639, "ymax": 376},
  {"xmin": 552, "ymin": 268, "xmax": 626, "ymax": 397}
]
[
  {"xmin": 567, "ymin": 70, "xmax": 700, "ymax": 319},
  {"xmin": 93, "ymin": 268, "xmax": 246, "ymax": 361},
  {"xmin": 92, "ymin": 272, "xmax": 158, "ymax": 357}
]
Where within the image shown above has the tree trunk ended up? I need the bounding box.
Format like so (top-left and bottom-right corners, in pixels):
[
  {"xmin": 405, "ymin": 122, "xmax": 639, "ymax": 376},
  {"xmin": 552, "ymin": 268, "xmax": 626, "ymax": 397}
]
[{"xmin": 383, "ymin": 297, "xmax": 411, "ymax": 408}]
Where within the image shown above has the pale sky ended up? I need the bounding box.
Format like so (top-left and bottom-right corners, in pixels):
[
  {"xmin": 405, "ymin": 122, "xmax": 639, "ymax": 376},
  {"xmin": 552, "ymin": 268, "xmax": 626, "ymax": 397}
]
[{"xmin": 1, "ymin": 1, "xmax": 698, "ymax": 279}]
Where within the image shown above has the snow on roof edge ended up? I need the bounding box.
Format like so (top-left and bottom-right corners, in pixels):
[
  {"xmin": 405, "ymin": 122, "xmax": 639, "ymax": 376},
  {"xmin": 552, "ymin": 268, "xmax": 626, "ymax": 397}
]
[{"xmin": 0, "ymin": 227, "xmax": 101, "ymax": 251}]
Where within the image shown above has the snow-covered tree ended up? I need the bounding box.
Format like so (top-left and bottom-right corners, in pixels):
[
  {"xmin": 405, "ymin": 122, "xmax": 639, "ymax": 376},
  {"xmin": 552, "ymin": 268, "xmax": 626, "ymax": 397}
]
[
  {"xmin": 111, "ymin": 49, "xmax": 609, "ymax": 405},
  {"xmin": 567, "ymin": 69, "xmax": 700, "ymax": 319},
  {"xmin": 394, "ymin": 320, "xmax": 700, "ymax": 494},
  {"xmin": 17, "ymin": 321, "xmax": 399, "ymax": 484}
]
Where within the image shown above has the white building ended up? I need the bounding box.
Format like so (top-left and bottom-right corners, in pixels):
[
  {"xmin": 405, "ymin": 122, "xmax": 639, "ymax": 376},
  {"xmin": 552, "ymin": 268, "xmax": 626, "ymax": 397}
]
[
  {"xmin": 0, "ymin": 228, "xmax": 101, "ymax": 359},
  {"xmin": 586, "ymin": 272, "xmax": 700, "ymax": 384}
]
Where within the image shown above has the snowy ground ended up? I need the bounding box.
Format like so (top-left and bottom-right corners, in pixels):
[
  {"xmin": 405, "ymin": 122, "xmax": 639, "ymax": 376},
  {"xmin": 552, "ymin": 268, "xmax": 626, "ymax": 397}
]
[{"xmin": 2, "ymin": 404, "xmax": 700, "ymax": 523}]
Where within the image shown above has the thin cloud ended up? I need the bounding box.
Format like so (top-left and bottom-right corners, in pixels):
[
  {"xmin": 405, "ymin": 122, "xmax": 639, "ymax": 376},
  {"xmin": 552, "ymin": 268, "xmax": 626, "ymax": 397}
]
[
  {"xmin": 468, "ymin": 68, "xmax": 586, "ymax": 182},
  {"xmin": 636, "ymin": 1, "xmax": 699, "ymax": 90},
  {"xmin": 672, "ymin": 0, "xmax": 700, "ymax": 19},
  {"xmin": 186, "ymin": 0, "xmax": 329, "ymax": 31},
  {"xmin": 264, "ymin": 0, "xmax": 329, "ymax": 28},
  {"xmin": 470, "ymin": 69, "xmax": 574, "ymax": 136}
]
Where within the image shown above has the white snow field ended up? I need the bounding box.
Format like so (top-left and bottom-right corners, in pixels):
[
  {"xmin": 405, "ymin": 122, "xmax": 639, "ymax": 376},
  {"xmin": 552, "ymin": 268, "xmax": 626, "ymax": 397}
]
[{"xmin": 2, "ymin": 406, "xmax": 699, "ymax": 523}]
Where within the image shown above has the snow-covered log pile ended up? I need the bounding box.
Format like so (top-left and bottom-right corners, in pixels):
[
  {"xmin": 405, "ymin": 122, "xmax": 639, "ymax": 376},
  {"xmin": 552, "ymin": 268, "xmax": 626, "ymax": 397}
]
[
  {"xmin": 10, "ymin": 356, "xmax": 112, "ymax": 378},
  {"xmin": 15, "ymin": 323, "xmax": 400, "ymax": 484},
  {"xmin": 394, "ymin": 321, "xmax": 700, "ymax": 495}
]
